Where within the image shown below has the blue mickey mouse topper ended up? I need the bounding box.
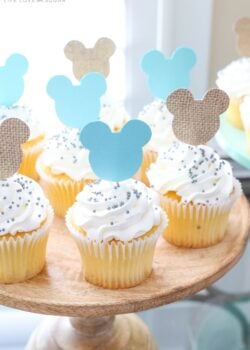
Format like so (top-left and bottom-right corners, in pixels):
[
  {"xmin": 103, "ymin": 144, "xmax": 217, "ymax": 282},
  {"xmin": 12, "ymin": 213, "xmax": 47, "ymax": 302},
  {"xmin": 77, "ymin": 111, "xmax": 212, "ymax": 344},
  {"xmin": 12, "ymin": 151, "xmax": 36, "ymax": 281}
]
[
  {"xmin": 80, "ymin": 120, "xmax": 151, "ymax": 181},
  {"xmin": 0, "ymin": 54, "xmax": 29, "ymax": 107},
  {"xmin": 141, "ymin": 47, "xmax": 196, "ymax": 99},
  {"xmin": 47, "ymin": 72, "xmax": 107, "ymax": 128}
]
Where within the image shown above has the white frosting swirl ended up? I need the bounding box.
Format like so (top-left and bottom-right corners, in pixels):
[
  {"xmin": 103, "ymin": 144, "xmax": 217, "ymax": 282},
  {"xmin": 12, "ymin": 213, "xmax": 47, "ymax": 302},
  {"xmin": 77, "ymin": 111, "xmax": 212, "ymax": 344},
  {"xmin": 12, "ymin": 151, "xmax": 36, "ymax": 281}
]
[
  {"xmin": 147, "ymin": 142, "xmax": 241, "ymax": 205},
  {"xmin": 240, "ymin": 96, "xmax": 250, "ymax": 129},
  {"xmin": 216, "ymin": 58, "xmax": 250, "ymax": 98},
  {"xmin": 39, "ymin": 128, "xmax": 96, "ymax": 181},
  {"xmin": 0, "ymin": 105, "xmax": 43, "ymax": 139},
  {"xmin": 0, "ymin": 174, "xmax": 49, "ymax": 236},
  {"xmin": 138, "ymin": 99, "xmax": 176, "ymax": 152},
  {"xmin": 69, "ymin": 179, "xmax": 165, "ymax": 242},
  {"xmin": 99, "ymin": 104, "xmax": 130, "ymax": 131}
]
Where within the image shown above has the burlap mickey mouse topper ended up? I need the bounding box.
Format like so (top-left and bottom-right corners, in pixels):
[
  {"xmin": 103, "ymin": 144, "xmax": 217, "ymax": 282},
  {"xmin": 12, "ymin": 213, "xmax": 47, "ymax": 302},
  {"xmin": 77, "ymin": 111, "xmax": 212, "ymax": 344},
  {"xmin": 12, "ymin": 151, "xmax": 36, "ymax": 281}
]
[
  {"xmin": 64, "ymin": 38, "xmax": 116, "ymax": 81},
  {"xmin": 0, "ymin": 118, "xmax": 30, "ymax": 179},
  {"xmin": 167, "ymin": 89, "xmax": 229, "ymax": 145},
  {"xmin": 235, "ymin": 17, "xmax": 250, "ymax": 57}
]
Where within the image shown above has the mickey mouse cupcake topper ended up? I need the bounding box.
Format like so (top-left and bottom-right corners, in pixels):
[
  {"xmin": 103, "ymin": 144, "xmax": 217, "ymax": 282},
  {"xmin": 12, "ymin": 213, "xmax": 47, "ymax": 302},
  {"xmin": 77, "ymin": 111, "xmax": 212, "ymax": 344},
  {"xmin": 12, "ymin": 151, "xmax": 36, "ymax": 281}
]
[
  {"xmin": 0, "ymin": 118, "xmax": 30, "ymax": 179},
  {"xmin": 0, "ymin": 54, "xmax": 28, "ymax": 107},
  {"xmin": 64, "ymin": 38, "xmax": 116, "ymax": 80},
  {"xmin": 80, "ymin": 120, "xmax": 151, "ymax": 181},
  {"xmin": 48, "ymin": 38, "xmax": 153, "ymax": 182},
  {"xmin": 167, "ymin": 88, "xmax": 229, "ymax": 145},
  {"xmin": 47, "ymin": 72, "xmax": 107, "ymax": 128},
  {"xmin": 235, "ymin": 17, "xmax": 250, "ymax": 57},
  {"xmin": 141, "ymin": 47, "xmax": 196, "ymax": 99}
]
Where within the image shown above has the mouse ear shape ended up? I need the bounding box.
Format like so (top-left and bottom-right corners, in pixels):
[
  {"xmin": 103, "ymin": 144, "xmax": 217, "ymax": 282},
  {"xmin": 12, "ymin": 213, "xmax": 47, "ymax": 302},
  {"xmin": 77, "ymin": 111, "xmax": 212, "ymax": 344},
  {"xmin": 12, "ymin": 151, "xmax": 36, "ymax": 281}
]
[
  {"xmin": 6, "ymin": 54, "xmax": 29, "ymax": 76},
  {"xmin": 173, "ymin": 47, "xmax": 197, "ymax": 69},
  {"xmin": 94, "ymin": 38, "xmax": 116, "ymax": 58},
  {"xmin": 0, "ymin": 118, "xmax": 30, "ymax": 179},
  {"xmin": 80, "ymin": 72, "xmax": 107, "ymax": 96},
  {"xmin": 142, "ymin": 48, "xmax": 196, "ymax": 99},
  {"xmin": 1, "ymin": 118, "xmax": 30, "ymax": 144},
  {"xmin": 203, "ymin": 89, "xmax": 229, "ymax": 116},
  {"xmin": 0, "ymin": 53, "xmax": 28, "ymax": 107},
  {"xmin": 170, "ymin": 88, "xmax": 229, "ymax": 145},
  {"xmin": 234, "ymin": 17, "xmax": 250, "ymax": 56},
  {"xmin": 166, "ymin": 88, "xmax": 194, "ymax": 116},
  {"xmin": 121, "ymin": 120, "xmax": 151, "ymax": 147},
  {"xmin": 47, "ymin": 76, "xmax": 72, "ymax": 99},
  {"xmin": 141, "ymin": 50, "xmax": 165, "ymax": 74},
  {"xmin": 80, "ymin": 121, "xmax": 110, "ymax": 150},
  {"xmin": 64, "ymin": 40, "xmax": 86, "ymax": 60},
  {"xmin": 235, "ymin": 17, "xmax": 250, "ymax": 33}
]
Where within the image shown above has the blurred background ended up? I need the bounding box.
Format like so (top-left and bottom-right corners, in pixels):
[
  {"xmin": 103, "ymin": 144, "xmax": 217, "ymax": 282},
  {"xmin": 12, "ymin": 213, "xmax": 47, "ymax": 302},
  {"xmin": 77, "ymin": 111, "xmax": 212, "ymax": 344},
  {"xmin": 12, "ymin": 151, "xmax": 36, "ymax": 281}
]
[
  {"xmin": 0, "ymin": 0, "xmax": 250, "ymax": 349},
  {"xmin": 0, "ymin": 0, "xmax": 247, "ymax": 123}
]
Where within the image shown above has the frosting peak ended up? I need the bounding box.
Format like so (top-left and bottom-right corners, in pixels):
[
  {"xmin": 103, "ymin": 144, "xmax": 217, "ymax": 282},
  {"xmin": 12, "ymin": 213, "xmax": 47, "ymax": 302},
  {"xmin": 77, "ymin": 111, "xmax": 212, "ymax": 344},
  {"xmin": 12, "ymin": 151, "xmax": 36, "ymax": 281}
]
[
  {"xmin": 216, "ymin": 58, "xmax": 250, "ymax": 98},
  {"xmin": 0, "ymin": 174, "xmax": 49, "ymax": 235},
  {"xmin": 147, "ymin": 142, "xmax": 240, "ymax": 205},
  {"xmin": 39, "ymin": 127, "xmax": 96, "ymax": 181},
  {"xmin": 138, "ymin": 99, "xmax": 176, "ymax": 151},
  {"xmin": 68, "ymin": 179, "xmax": 166, "ymax": 242},
  {"xmin": 99, "ymin": 104, "xmax": 130, "ymax": 131}
]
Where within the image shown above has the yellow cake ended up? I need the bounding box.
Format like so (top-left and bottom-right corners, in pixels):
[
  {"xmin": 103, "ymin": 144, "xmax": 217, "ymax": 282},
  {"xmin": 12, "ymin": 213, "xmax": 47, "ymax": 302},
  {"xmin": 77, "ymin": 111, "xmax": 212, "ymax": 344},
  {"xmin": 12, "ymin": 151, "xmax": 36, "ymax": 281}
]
[
  {"xmin": 66, "ymin": 179, "xmax": 167, "ymax": 289},
  {"xmin": 36, "ymin": 127, "xmax": 96, "ymax": 218},
  {"xmin": 240, "ymin": 96, "xmax": 250, "ymax": 154},
  {"xmin": 0, "ymin": 105, "xmax": 45, "ymax": 180},
  {"xmin": 216, "ymin": 58, "xmax": 250, "ymax": 130},
  {"xmin": 147, "ymin": 142, "xmax": 241, "ymax": 248},
  {"xmin": 0, "ymin": 174, "xmax": 53, "ymax": 283},
  {"xmin": 19, "ymin": 133, "xmax": 45, "ymax": 181},
  {"xmin": 226, "ymin": 97, "xmax": 244, "ymax": 129}
]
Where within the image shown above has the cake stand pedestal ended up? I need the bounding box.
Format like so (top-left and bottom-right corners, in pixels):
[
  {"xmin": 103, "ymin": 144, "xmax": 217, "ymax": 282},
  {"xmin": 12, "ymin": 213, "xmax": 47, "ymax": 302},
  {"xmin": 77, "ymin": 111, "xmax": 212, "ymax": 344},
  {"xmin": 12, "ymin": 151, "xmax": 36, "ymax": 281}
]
[
  {"xmin": 0, "ymin": 196, "xmax": 249, "ymax": 350},
  {"xmin": 27, "ymin": 314, "xmax": 156, "ymax": 350}
]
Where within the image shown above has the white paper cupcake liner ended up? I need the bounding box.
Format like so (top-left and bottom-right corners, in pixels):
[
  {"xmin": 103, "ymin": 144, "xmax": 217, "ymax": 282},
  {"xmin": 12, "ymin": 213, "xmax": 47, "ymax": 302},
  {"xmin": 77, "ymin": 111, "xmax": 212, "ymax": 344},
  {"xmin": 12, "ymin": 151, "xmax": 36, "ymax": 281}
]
[
  {"xmin": 161, "ymin": 179, "xmax": 241, "ymax": 247},
  {"xmin": 36, "ymin": 158, "xmax": 93, "ymax": 217},
  {"xmin": 19, "ymin": 136, "xmax": 44, "ymax": 181},
  {"xmin": 0, "ymin": 205, "xmax": 54, "ymax": 283},
  {"xmin": 66, "ymin": 208, "xmax": 167, "ymax": 288}
]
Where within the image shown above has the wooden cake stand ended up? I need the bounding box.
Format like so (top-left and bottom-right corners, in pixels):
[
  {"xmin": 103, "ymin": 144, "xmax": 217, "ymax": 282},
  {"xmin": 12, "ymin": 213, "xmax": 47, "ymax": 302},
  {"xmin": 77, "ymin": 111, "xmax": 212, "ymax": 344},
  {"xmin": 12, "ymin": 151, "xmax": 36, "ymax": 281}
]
[{"xmin": 0, "ymin": 195, "xmax": 249, "ymax": 350}]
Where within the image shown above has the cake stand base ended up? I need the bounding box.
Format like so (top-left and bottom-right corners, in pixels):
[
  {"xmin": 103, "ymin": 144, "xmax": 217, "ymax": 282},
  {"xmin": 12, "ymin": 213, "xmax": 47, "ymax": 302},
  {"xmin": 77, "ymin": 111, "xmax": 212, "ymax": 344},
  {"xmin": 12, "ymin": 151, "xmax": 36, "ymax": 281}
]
[{"xmin": 26, "ymin": 313, "xmax": 157, "ymax": 350}]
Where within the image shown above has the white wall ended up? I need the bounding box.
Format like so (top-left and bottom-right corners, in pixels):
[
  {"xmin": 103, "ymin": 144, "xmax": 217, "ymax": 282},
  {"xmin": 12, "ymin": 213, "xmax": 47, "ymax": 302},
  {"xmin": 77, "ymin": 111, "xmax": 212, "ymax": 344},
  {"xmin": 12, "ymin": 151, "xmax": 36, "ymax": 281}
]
[
  {"xmin": 209, "ymin": 0, "xmax": 250, "ymax": 87},
  {"xmin": 125, "ymin": 0, "xmax": 215, "ymax": 116}
]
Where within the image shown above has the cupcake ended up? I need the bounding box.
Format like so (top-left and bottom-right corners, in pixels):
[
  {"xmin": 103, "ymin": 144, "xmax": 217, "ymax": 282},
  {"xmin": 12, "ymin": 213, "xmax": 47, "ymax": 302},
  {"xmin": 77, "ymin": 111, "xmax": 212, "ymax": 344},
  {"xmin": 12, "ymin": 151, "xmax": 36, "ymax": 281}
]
[
  {"xmin": 216, "ymin": 58, "xmax": 250, "ymax": 129},
  {"xmin": 240, "ymin": 96, "xmax": 250, "ymax": 154},
  {"xmin": 66, "ymin": 179, "xmax": 167, "ymax": 289},
  {"xmin": 147, "ymin": 142, "xmax": 241, "ymax": 248},
  {"xmin": 0, "ymin": 174, "xmax": 53, "ymax": 283},
  {"xmin": 99, "ymin": 103, "xmax": 130, "ymax": 131},
  {"xmin": 36, "ymin": 127, "xmax": 96, "ymax": 218},
  {"xmin": 0, "ymin": 106, "xmax": 44, "ymax": 181},
  {"xmin": 137, "ymin": 99, "xmax": 176, "ymax": 184}
]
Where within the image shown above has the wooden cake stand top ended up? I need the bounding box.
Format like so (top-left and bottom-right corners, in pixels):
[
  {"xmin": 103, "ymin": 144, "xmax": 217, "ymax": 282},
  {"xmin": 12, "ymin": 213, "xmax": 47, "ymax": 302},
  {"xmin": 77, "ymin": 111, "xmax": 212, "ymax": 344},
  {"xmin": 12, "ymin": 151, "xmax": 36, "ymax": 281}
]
[{"xmin": 0, "ymin": 195, "xmax": 249, "ymax": 317}]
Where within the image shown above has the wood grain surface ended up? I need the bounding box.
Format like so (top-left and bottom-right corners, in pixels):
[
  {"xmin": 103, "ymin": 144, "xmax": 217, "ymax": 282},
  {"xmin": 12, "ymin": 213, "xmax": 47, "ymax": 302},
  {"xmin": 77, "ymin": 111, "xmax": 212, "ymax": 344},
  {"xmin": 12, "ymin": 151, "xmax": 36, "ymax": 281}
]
[
  {"xmin": 0, "ymin": 195, "xmax": 249, "ymax": 317},
  {"xmin": 26, "ymin": 314, "xmax": 157, "ymax": 350}
]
